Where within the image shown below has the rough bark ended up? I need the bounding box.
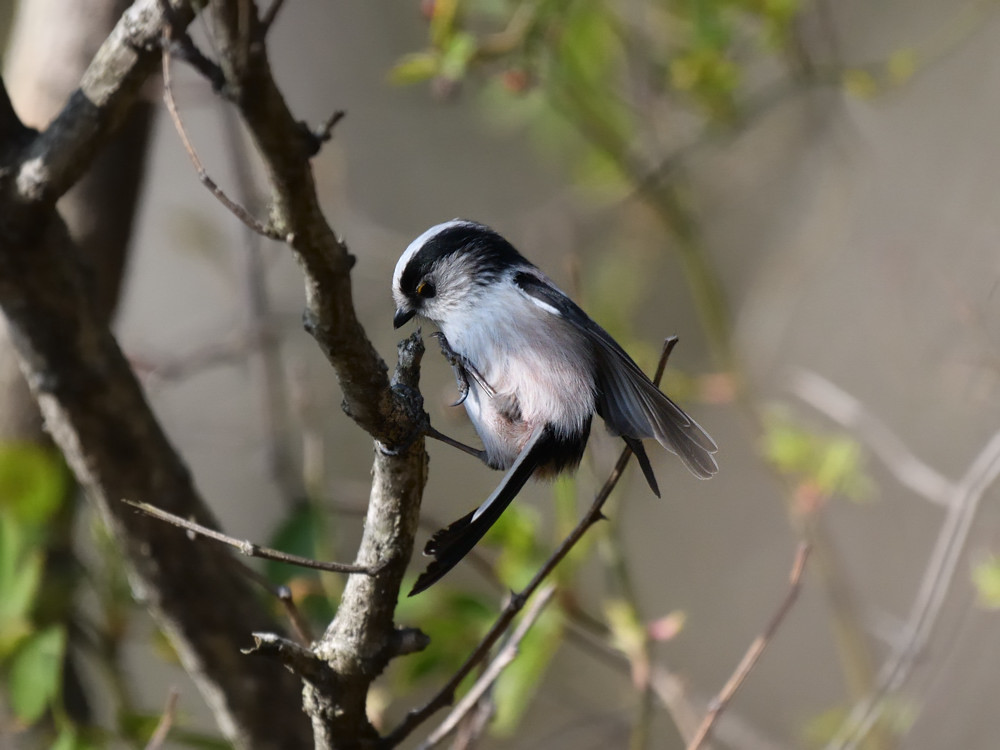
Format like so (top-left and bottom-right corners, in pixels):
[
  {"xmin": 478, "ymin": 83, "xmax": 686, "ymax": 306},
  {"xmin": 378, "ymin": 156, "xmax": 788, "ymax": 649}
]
[
  {"xmin": 203, "ymin": 2, "xmax": 433, "ymax": 745},
  {"xmin": 0, "ymin": 2, "xmax": 155, "ymax": 723},
  {"xmin": 0, "ymin": 2, "xmax": 311, "ymax": 747}
]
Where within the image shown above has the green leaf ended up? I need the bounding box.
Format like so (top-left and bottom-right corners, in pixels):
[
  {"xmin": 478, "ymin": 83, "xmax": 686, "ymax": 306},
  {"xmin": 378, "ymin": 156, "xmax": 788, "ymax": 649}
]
[
  {"xmin": 489, "ymin": 505, "xmax": 544, "ymax": 591},
  {"xmin": 394, "ymin": 588, "xmax": 496, "ymax": 687},
  {"xmin": 430, "ymin": 0, "xmax": 461, "ymax": 47},
  {"xmin": 8, "ymin": 625, "xmax": 66, "ymax": 724},
  {"xmin": 440, "ymin": 32, "xmax": 478, "ymax": 81},
  {"xmin": 604, "ymin": 597, "xmax": 645, "ymax": 662},
  {"xmin": 0, "ymin": 517, "xmax": 44, "ymax": 648},
  {"xmin": 264, "ymin": 502, "xmax": 337, "ymax": 623},
  {"xmin": 761, "ymin": 411, "xmax": 872, "ymax": 502},
  {"xmin": 842, "ymin": 68, "xmax": 879, "ymax": 99},
  {"xmin": 0, "ymin": 443, "xmax": 67, "ymax": 525},
  {"xmin": 51, "ymin": 727, "xmax": 102, "ymax": 750},
  {"xmin": 973, "ymin": 555, "xmax": 1000, "ymax": 610},
  {"xmin": 264, "ymin": 502, "xmax": 329, "ymax": 585},
  {"xmin": 388, "ymin": 52, "xmax": 440, "ymax": 85},
  {"xmin": 887, "ymin": 48, "xmax": 918, "ymax": 85}
]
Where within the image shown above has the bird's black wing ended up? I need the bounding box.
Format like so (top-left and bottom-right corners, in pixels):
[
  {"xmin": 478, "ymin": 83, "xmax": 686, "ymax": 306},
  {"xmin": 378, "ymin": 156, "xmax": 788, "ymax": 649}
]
[
  {"xmin": 514, "ymin": 271, "xmax": 718, "ymax": 480},
  {"xmin": 410, "ymin": 425, "xmax": 549, "ymax": 595}
]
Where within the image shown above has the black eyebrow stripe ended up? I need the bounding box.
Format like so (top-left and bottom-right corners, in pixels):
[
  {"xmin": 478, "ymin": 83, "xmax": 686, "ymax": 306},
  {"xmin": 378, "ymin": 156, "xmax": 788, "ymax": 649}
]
[{"xmin": 400, "ymin": 223, "xmax": 534, "ymax": 295}]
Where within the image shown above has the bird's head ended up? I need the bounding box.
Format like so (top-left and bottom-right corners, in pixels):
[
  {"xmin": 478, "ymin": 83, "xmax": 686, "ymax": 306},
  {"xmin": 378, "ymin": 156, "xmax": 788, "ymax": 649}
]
[{"xmin": 392, "ymin": 219, "xmax": 528, "ymax": 329}]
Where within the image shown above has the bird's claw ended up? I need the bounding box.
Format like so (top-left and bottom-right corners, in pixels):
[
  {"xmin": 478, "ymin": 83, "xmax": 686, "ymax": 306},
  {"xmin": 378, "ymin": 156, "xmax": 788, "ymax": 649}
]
[{"xmin": 432, "ymin": 331, "xmax": 494, "ymax": 402}]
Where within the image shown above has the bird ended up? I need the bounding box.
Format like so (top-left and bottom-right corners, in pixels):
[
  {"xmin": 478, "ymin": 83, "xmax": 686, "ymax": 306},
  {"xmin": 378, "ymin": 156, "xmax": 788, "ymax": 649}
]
[{"xmin": 392, "ymin": 220, "xmax": 717, "ymax": 594}]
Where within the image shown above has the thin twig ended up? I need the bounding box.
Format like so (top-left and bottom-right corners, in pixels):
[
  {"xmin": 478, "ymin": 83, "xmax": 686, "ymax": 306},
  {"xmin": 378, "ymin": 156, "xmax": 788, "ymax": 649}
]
[
  {"xmin": 122, "ymin": 499, "xmax": 375, "ymax": 575},
  {"xmin": 260, "ymin": 0, "xmax": 287, "ymax": 34},
  {"xmin": 304, "ymin": 109, "xmax": 346, "ymax": 156},
  {"xmin": 160, "ymin": 42, "xmax": 282, "ymax": 240},
  {"xmin": 418, "ymin": 584, "xmax": 558, "ymax": 749},
  {"xmin": 144, "ymin": 688, "xmax": 180, "ymax": 750},
  {"xmin": 381, "ymin": 337, "xmax": 679, "ymax": 748},
  {"xmin": 687, "ymin": 542, "xmax": 812, "ymax": 750},
  {"xmin": 225, "ymin": 555, "xmax": 315, "ymax": 644}
]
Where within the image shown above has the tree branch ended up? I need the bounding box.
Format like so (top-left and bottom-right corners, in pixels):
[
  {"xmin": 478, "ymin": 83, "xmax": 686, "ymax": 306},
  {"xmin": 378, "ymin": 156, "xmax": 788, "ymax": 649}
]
[
  {"xmin": 9, "ymin": 0, "xmax": 195, "ymax": 208},
  {"xmin": 0, "ymin": 2, "xmax": 312, "ymax": 747},
  {"xmin": 196, "ymin": 3, "xmax": 435, "ymax": 744},
  {"xmin": 123, "ymin": 498, "xmax": 378, "ymax": 574}
]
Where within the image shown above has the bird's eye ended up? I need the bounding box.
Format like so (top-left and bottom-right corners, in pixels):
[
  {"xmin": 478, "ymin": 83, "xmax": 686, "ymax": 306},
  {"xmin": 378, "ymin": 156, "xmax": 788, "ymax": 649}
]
[{"xmin": 416, "ymin": 280, "xmax": 436, "ymax": 298}]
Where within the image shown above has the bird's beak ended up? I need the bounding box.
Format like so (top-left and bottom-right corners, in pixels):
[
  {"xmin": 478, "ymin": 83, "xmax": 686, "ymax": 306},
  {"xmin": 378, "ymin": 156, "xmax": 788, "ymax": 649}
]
[{"xmin": 393, "ymin": 307, "xmax": 416, "ymax": 329}]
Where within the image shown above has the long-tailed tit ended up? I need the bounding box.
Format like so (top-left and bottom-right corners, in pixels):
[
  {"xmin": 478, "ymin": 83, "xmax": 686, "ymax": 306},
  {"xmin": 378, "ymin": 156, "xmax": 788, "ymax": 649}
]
[{"xmin": 393, "ymin": 220, "xmax": 718, "ymax": 594}]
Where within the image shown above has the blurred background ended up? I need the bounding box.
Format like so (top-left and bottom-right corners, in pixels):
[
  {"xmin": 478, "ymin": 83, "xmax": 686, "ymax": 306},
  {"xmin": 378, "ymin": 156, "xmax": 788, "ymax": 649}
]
[{"xmin": 2, "ymin": 0, "xmax": 1000, "ymax": 748}]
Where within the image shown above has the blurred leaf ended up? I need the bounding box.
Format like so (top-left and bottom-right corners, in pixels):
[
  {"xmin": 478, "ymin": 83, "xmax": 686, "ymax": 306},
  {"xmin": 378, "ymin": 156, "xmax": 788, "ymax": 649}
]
[
  {"xmin": 801, "ymin": 698, "xmax": 913, "ymax": 747},
  {"xmin": 0, "ymin": 443, "xmax": 67, "ymax": 525},
  {"xmin": 264, "ymin": 502, "xmax": 328, "ymax": 584},
  {"xmin": 0, "ymin": 517, "xmax": 44, "ymax": 653},
  {"xmin": 440, "ymin": 31, "xmax": 478, "ymax": 81},
  {"xmin": 801, "ymin": 705, "xmax": 849, "ymax": 748},
  {"xmin": 8, "ymin": 625, "xmax": 66, "ymax": 724},
  {"xmin": 604, "ymin": 597, "xmax": 645, "ymax": 663},
  {"xmin": 489, "ymin": 504, "xmax": 545, "ymax": 591},
  {"xmin": 264, "ymin": 502, "xmax": 339, "ymax": 624},
  {"xmin": 430, "ymin": 0, "xmax": 461, "ymax": 46},
  {"xmin": 557, "ymin": 1, "xmax": 619, "ymax": 87},
  {"xmin": 761, "ymin": 411, "xmax": 872, "ymax": 503},
  {"xmin": 842, "ymin": 68, "xmax": 879, "ymax": 99},
  {"xmin": 887, "ymin": 48, "xmax": 918, "ymax": 85},
  {"xmin": 973, "ymin": 555, "xmax": 1000, "ymax": 610},
  {"xmin": 492, "ymin": 605, "xmax": 563, "ymax": 734},
  {"xmin": 394, "ymin": 588, "xmax": 496, "ymax": 687},
  {"xmin": 388, "ymin": 52, "xmax": 440, "ymax": 85},
  {"xmin": 51, "ymin": 727, "xmax": 102, "ymax": 750},
  {"xmin": 814, "ymin": 437, "xmax": 863, "ymax": 497}
]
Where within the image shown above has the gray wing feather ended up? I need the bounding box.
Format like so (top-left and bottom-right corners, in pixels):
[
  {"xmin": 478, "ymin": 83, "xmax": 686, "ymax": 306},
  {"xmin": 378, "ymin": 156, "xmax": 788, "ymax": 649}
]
[
  {"xmin": 512, "ymin": 270, "xmax": 718, "ymax": 479},
  {"xmin": 592, "ymin": 336, "xmax": 718, "ymax": 479}
]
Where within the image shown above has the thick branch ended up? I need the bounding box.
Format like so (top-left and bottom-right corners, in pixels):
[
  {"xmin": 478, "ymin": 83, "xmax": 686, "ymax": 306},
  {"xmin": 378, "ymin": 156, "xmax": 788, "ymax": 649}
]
[
  {"xmin": 0, "ymin": 2, "xmax": 312, "ymax": 747},
  {"xmin": 199, "ymin": 3, "xmax": 434, "ymax": 746},
  {"xmin": 9, "ymin": 0, "xmax": 194, "ymax": 208}
]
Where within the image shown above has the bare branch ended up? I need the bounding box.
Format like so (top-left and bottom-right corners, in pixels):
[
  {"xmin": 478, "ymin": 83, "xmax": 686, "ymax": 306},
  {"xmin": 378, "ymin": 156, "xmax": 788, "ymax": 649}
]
[
  {"xmin": 194, "ymin": 3, "xmax": 437, "ymax": 742},
  {"xmin": 260, "ymin": 0, "xmax": 287, "ymax": 33},
  {"xmin": 123, "ymin": 499, "xmax": 376, "ymax": 574},
  {"xmin": 303, "ymin": 108, "xmax": 346, "ymax": 156},
  {"xmin": 160, "ymin": 42, "xmax": 281, "ymax": 239},
  {"xmin": 144, "ymin": 688, "xmax": 180, "ymax": 750},
  {"xmin": 687, "ymin": 543, "xmax": 811, "ymax": 750},
  {"xmin": 419, "ymin": 584, "xmax": 558, "ymax": 750}
]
